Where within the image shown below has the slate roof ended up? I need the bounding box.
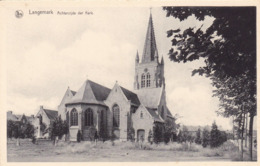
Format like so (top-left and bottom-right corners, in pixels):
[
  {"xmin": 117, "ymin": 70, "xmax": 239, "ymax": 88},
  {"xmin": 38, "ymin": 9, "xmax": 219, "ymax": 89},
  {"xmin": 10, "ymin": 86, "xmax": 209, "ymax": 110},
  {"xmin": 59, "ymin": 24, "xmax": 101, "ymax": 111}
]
[
  {"xmin": 135, "ymin": 87, "xmax": 163, "ymax": 108},
  {"xmin": 43, "ymin": 109, "xmax": 58, "ymax": 120},
  {"xmin": 146, "ymin": 107, "xmax": 164, "ymax": 123},
  {"xmin": 142, "ymin": 13, "xmax": 159, "ymax": 63},
  {"xmin": 120, "ymin": 86, "xmax": 140, "ymax": 106},
  {"xmin": 89, "ymin": 80, "xmax": 111, "ymax": 101},
  {"xmin": 67, "ymin": 80, "xmax": 111, "ymax": 105}
]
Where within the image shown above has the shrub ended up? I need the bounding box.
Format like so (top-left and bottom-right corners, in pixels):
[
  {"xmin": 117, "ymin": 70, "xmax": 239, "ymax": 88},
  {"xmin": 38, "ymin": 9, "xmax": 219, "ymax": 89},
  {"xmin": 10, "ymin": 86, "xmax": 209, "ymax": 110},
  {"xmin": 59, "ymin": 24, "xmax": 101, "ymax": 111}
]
[{"xmin": 202, "ymin": 128, "xmax": 210, "ymax": 147}]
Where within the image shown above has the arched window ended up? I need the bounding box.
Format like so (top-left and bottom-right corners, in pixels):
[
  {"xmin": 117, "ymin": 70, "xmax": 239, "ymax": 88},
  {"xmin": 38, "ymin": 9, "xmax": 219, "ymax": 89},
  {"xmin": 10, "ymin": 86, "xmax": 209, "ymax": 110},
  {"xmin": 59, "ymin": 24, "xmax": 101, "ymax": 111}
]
[
  {"xmin": 112, "ymin": 104, "xmax": 120, "ymax": 127},
  {"xmin": 70, "ymin": 109, "xmax": 78, "ymax": 126},
  {"xmin": 140, "ymin": 112, "xmax": 143, "ymax": 118},
  {"xmin": 85, "ymin": 108, "xmax": 93, "ymax": 126},
  {"xmin": 146, "ymin": 73, "xmax": 151, "ymax": 87},
  {"xmin": 161, "ymin": 106, "xmax": 164, "ymax": 119},
  {"xmin": 141, "ymin": 74, "xmax": 145, "ymax": 88}
]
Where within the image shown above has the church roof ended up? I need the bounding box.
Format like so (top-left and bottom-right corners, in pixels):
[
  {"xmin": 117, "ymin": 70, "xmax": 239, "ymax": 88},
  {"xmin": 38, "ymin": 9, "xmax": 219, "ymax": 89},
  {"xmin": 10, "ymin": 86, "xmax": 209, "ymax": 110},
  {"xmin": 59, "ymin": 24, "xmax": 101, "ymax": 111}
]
[
  {"xmin": 89, "ymin": 80, "xmax": 111, "ymax": 101},
  {"xmin": 135, "ymin": 87, "xmax": 163, "ymax": 108},
  {"xmin": 166, "ymin": 106, "xmax": 174, "ymax": 118},
  {"xmin": 67, "ymin": 80, "xmax": 111, "ymax": 105},
  {"xmin": 146, "ymin": 107, "xmax": 164, "ymax": 123},
  {"xmin": 119, "ymin": 86, "xmax": 140, "ymax": 106},
  {"xmin": 43, "ymin": 109, "xmax": 58, "ymax": 120},
  {"xmin": 142, "ymin": 13, "xmax": 159, "ymax": 63}
]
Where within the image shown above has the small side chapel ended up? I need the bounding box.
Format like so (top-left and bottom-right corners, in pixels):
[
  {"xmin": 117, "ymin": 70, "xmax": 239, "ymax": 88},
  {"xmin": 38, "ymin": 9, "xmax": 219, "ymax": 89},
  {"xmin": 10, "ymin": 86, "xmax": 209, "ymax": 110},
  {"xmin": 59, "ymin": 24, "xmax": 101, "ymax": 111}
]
[{"xmin": 58, "ymin": 14, "xmax": 175, "ymax": 141}]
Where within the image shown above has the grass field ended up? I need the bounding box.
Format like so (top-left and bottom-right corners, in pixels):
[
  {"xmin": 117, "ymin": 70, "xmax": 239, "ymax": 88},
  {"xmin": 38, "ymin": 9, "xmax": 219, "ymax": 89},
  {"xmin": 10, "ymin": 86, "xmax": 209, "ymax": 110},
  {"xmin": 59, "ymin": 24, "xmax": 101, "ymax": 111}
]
[{"xmin": 7, "ymin": 139, "xmax": 256, "ymax": 162}]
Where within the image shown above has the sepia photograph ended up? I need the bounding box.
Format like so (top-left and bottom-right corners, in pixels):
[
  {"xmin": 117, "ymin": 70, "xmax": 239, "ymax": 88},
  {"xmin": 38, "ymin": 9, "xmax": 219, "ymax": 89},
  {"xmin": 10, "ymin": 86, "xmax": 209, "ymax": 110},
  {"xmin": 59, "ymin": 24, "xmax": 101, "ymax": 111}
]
[{"xmin": 0, "ymin": 1, "xmax": 258, "ymax": 163}]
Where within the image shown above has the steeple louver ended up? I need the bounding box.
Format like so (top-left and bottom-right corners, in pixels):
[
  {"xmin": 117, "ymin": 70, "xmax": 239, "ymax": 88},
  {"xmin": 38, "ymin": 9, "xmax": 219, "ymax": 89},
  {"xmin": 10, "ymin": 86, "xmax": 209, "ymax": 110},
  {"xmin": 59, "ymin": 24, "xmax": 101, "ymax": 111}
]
[{"xmin": 141, "ymin": 14, "xmax": 159, "ymax": 63}]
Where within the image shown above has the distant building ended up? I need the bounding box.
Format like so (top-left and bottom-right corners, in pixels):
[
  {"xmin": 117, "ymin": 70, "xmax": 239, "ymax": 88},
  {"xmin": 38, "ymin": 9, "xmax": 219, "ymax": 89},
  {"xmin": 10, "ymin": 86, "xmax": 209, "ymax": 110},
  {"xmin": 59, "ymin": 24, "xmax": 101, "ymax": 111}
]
[
  {"xmin": 35, "ymin": 106, "xmax": 58, "ymax": 138},
  {"xmin": 7, "ymin": 111, "xmax": 19, "ymax": 121},
  {"xmin": 7, "ymin": 110, "xmax": 35, "ymax": 124}
]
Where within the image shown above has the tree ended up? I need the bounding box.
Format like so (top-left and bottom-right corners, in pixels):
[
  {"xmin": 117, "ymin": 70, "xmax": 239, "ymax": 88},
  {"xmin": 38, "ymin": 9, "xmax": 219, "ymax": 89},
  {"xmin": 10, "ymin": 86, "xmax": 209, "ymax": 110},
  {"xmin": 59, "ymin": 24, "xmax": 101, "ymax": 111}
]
[
  {"xmin": 153, "ymin": 123, "xmax": 163, "ymax": 144},
  {"xmin": 163, "ymin": 7, "xmax": 256, "ymax": 160},
  {"xmin": 148, "ymin": 129, "xmax": 153, "ymax": 144},
  {"xmin": 49, "ymin": 116, "xmax": 69, "ymax": 145},
  {"xmin": 127, "ymin": 127, "xmax": 135, "ymax": 142},
  {"xmin": 7, "ymin": 120, "xmax": 35, "ymax": 146},
  {"xmin": 210, "ymin": 121, "xmax": 221, "ymax": 147},
  {"xmin": 195, "ymin": 128, "xmax": 202, "ymax": 144},
  {"xmin": 164, "ymin": 118, "xmax": 178, "ymax": 143},
  {"xmin": 202, "ymin": 128, "xmax": 210, "ymax": 147},
  {"xmin": 7, "ymin": 120, "xmax": 14, "ymax": 139},
  {"xmin": 21, "ymin": 122, "xmax": 35, "ymax": 138},
  {"xmin": 177, "ymin": 129, "xmax": 183, "ymax": 143}
]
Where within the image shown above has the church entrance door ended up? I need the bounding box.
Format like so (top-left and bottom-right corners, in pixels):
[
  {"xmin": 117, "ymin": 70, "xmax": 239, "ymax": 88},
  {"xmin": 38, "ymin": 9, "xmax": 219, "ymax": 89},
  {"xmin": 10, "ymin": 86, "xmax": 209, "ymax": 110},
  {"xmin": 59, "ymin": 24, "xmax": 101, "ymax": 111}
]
[{"xmin": 137, "ymin": 129, "xmax": 145, "ymax": 142}]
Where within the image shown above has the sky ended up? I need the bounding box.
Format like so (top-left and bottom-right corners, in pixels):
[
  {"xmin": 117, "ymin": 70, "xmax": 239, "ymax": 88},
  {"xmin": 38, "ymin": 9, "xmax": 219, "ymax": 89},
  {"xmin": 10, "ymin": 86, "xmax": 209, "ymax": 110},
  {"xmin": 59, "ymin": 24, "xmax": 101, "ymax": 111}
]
[{"xmin": 3, "ymin": 6, "xmax": 233, "ymax": 130}]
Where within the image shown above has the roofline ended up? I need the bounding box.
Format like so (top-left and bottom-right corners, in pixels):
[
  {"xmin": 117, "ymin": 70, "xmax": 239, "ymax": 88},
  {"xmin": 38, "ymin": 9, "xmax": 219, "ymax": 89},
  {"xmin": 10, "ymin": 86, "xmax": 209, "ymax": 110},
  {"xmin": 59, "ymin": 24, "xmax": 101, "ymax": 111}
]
[
  {"xmin": 167, "ymin": 115, "xmax": 175, "ymax": 119},
  {"xmin": 65, "ymin": 102, "xmax": 108, "ymax": 108}
]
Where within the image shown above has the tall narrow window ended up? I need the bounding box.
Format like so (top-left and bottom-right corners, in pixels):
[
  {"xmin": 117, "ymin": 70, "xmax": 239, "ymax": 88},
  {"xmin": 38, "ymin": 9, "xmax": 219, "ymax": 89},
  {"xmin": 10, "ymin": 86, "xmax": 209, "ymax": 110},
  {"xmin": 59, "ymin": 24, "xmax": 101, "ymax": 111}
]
[
  {"xmin": 70, "ymin": 109, "xmax": 78, "ymax": 126},
  {"xmin": 85, "ymin": 108, "xmax": 93, "ymax": 126},
  {"xmin": 112, "ymin": 104, "xmax": 120, "ymax": 127},
  {"xmin": 141, "ymin": 74, "xmax": 145, "ymax": 88},
  {"xmin": 146, "ymin": 73, "xmax": 151, "ymax": 87}
]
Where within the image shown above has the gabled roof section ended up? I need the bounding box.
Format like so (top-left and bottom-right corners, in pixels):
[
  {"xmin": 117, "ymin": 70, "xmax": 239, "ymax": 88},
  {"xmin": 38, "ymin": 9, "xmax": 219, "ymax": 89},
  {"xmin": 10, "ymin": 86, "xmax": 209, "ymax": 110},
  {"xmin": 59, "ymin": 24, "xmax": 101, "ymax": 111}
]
[
  {"xmin": 59, "ymin": 87, "xmax": 76, "ymax": 106},
  {"xmin": 89, "ymin": 80, "xmax": 111, "ymax": 101},
  {"xmin": 43, "ymin": 109, "xmax": 58, "ymax": 120},
  {"xmin": 146, "ymin": 107, "xmax": 164, "ymax": 123},
  {"xmin": 67, "ymin": 80, "xmax": 111, "ymax": 105},
  {"xmin": 142, "ymin": 14, "xmax": 159, "ymax": 63},
  {"xmin": 135, "ymin": 87, "xmax": 163, "ymax": 108},
  {"xmin": 119, "ymin": 86, "xmax": 140, "ymax": 106}
]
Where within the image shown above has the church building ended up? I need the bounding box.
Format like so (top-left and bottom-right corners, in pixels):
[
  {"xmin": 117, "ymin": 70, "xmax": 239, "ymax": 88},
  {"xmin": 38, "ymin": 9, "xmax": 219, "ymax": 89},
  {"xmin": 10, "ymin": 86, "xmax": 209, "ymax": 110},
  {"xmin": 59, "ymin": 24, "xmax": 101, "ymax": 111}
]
[{"xmin": 58, "ymin": 14, "xmax": 174, "ymax": 142}]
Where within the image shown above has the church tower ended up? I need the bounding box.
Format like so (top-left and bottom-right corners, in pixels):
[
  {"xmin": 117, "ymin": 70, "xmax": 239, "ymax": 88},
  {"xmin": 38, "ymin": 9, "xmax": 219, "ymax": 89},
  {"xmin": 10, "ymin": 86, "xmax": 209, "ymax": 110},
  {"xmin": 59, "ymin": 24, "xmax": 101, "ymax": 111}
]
[{"xmin": 134, "ymin": 13, "xmax": 165, "ymax": 90}]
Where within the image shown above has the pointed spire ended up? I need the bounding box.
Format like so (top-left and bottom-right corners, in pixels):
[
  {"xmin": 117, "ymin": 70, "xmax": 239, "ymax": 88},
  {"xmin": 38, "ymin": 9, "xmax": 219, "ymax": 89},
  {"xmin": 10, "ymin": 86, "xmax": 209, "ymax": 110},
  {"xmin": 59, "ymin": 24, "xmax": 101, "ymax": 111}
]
[
  {"xmin": 161, "ymin": 56, "xmax": 164, "ymax": 65},
  {"xmin": 136, "ymin": 50, "xmax": 139, "ymax": 63},
  {"xmin": 141, "ymin": 13, "xmax": 158, "ymax": 63}
]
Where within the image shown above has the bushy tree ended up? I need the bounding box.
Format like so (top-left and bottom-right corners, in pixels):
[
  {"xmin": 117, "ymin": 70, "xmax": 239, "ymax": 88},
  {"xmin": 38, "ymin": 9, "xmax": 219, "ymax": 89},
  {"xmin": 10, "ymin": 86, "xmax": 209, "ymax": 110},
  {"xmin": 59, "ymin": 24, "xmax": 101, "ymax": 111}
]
[
  {"xmin": 164, "ymin": 118, "xmax": 178, "ymax": 143},
  {"xmin": 195, "ymin": 128, "xmax": 202, "ymax": 144},
  {"xmin": 202, "ymin": 128, "xmax": 210, "ymax": 147},
  {"xmin": 127, "ymin": 127, "xmax": 135, "ymax": 142},
  {"xmin": 148, "ymin": 129, "xmax": 153, "ymax": 144},
  {"xmin": 177, "ymin": 129, "xmax": 183, "ymax": 143},
  {"xmin": 210, "ymin": 121, "xmax": 227, "ymax": 148},
  {"xmin": 7, "ymin": 120, "xmax": 35, "ymax": 146},
  {"xmin": 210, "ymin": 121, "xmax": 221, "ymax": 147},
  {"xmin": 153, "ymin": 123, "xmax": 163, "ymax": 144},
  {"xmin": 21, "ymin": 122, "xmax": 35, "ymax": 138},
  {"xmin": 7, "ymin": 120, "xmax": 14, "ymax": 139},
  {"xmin": 49, "ymin": 116, "xmax": 69, "ymax": 142}
]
